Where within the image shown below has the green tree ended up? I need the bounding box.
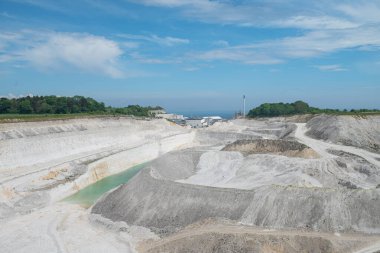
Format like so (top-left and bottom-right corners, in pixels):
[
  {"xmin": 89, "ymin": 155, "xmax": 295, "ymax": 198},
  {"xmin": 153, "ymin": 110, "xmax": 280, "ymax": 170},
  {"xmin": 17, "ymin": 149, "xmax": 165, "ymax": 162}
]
[
  {"xmin": 292, "ymin": 101, "xmax": 309, "ymax": 114},
  {"xmin": 0, "ymin": 98, "xmax": 12, "ymax": 113},
  {"xmin": 55, "ymin": 97, "xmax": 68, "ymax": 114},
  {"xmin": 0, "ymin": 95, "xmax": 161, "ymax": 117},
  {"xmin": 39, "ymin": 102, "xmax": 53, "ymax": 113},
  {"xmin": 248, "ymin": 100, "xmax": 311, "ymax": 117},
  {"xmin": 18, "ymin": 100, "xmax": 33, "ymax": 114}
]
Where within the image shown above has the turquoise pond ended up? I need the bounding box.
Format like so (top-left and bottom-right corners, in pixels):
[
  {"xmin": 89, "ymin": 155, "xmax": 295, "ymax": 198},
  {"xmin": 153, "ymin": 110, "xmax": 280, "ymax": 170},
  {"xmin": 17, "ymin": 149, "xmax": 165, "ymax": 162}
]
[{"xmin": 64, "ymin": 163, "xmax": 147, "ymax": 208}]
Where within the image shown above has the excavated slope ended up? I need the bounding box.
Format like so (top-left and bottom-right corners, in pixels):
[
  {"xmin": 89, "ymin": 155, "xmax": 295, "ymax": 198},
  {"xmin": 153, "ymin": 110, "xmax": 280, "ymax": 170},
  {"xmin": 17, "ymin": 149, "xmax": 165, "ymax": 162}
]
[
  {"xmin": 306, "ymin": 115, "xmax": 380, "ymax": 153},
  {"xmin": 0, "ymin": 117, "xmax": 187, "ymax": 171},
  {"xmin": 92, "ymin": 150, "xmax": 380, "ymax": 235},
  {"xmin": 142, "ymin": 233, "xmax": 338, "ymax": 253},
  {"xmin": 222, "ymin": 139, "xmax": 319, "ymax": 158},
  {"xmin": 0, "ymin": 117, "xmax": 194, "ymax": 220},
  {"xmin": 90, "ymin": 117, "xmax": 380, "ymax": 253},
  {"xmin": 138, "ymin": 223, "xmax": 372, "ymax": 253}
]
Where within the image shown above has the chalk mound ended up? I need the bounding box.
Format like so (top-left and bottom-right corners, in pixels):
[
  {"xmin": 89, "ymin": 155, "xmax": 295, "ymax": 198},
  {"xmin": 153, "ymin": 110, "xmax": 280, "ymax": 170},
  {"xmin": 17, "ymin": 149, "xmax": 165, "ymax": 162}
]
[
  {"xmin": 92, "ymin": 167, "xmax": 380, "ymax": 235},
  {"xmin": 306, "ymin": 115, "xmax": 380, "ymax": 153},
  {"xmin": 89, "ymin": 118, "xmax": 380, "ymax": 251},
  {"xmin": 195, "ymin": 130, "xmax": 261, "ymax": 145},
  {"xmin": 91, "ymin": 149, "xmax": 380, "ymax": 235},
  {"xmin": 222, "ymin": 139, "xmax": 319, "ymax": 158}
]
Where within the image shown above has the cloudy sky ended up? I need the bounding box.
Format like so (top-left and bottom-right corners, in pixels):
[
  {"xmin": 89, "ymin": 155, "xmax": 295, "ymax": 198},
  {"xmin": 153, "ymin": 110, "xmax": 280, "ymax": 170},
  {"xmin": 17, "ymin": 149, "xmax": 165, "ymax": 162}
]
[{"xmin": 1, "ymin": 0, "xmax": 380, "ymax": 112}]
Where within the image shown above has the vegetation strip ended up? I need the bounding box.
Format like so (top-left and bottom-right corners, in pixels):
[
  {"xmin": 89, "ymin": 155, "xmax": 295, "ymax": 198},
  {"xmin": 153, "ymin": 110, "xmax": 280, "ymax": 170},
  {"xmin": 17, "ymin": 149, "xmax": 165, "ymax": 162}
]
[
  {"xmin": 0, "ymin": 95, "xmax": 163, "ymax": 117},
  {"xmin": 248, "ymin": 100, "xmax": 380, "ymax": 117}
]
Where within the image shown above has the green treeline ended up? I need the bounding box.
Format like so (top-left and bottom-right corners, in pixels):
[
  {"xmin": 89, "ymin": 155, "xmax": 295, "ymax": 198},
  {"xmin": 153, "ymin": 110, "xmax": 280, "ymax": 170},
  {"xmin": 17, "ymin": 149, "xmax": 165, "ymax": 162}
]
[
  {"xmin": 247, "ymin": 101, "xmax": 380, "ymax": 118},
  {"xmin": 0, "ymin": 96, "xmax": 163, "ymax": 117},
  {"xmin": 0, "ymin": 96, "xmax": 105, "ymax": 114},
  {"xmin": 111, "ymin": 105, "xmax": 163, "ymax": 116}
]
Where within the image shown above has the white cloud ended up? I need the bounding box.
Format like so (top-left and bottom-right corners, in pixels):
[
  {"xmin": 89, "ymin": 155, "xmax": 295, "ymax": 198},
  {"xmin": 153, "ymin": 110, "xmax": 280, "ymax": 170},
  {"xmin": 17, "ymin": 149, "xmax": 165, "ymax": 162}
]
[
  {"xmin": 259, "ymin": 26, "xmax": 380, "ymax": 58},
  {"xmin": 134, "ymin": 0, "xmax": 210, "ymax": 8},
  {"xmin": 1, "ymin": 11, "xmax": 17, "ymax": 19},
  {"xmin": 24, "ymin": 33, "xmax": 124, "ymax": 78},
  {"xmin": 212, "ymin": 40, "xmax": 229, "ymax": 47},
  {"xmin": 128, "ymin": 1, "xmax": 380, "ymax": 67},
  {"xmin": 118, "ymin": 34, "xmax": 189, "ymax": 46},
  {"xmin": 194, "ymin": 25, "xmax": 380, "ymax": 65},
  {"xmin": 196, "ymin": 48, "xmax": 282, "ymax": 65},
  {"xmin": 276, "ymin": 15, "xmax": 358, "ymax": 30},
  {"xmin": 122, "ymin": 41, "xmax": 140, "ymax": 49},
  {"xmin": 337, "ymin": 2, "xmax": 380, "ymax": 23},
  {"xmin": 314, "ymin": 64, "xmax": 347, "ymax": 72},
  {"xmin": 132, "ymin": 0, "xmax": 362, "ymax": 30},
  {"xmin": 3, "ymin": 1, "xmax": 380, "ymax": 70},
  {"xmin": 1, "ymin": 31, "xmax": 124, "ymax": 78},
  {"xmin": 0, "ymin": 93, "xmax": 34, "ymax": 99},
  {"xmin": 129, "ymin": 52, "xmax": 180, "ymax": 64},
  {"xmin": 131, "ymin": 0, "xmax": 268, "ymax": 27},
  {"xmin": 183, "ymin": 66, "xmax": 199, "ymax": 72}
]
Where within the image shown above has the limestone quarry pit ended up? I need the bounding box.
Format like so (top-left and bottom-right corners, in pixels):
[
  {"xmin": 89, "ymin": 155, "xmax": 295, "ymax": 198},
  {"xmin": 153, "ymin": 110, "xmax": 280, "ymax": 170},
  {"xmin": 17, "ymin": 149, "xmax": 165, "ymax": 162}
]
[{"xmin": 1, "ymin": 115, "xmax": 380, "ymax": 253}]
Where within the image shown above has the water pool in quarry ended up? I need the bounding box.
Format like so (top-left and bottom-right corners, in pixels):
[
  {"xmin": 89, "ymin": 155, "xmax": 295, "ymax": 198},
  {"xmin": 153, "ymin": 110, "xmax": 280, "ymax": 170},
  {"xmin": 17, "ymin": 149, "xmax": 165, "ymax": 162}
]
[{"xmin": 64, "ymin": 163, "xmax": 147, "ymax": 208}]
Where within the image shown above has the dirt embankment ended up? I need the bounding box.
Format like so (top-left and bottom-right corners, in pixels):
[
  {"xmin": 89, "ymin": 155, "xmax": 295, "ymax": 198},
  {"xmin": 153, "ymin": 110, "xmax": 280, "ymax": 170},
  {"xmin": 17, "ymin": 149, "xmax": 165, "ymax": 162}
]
[
  {"xmin": 91, "ymin": 165, "xmax": 380, "ymax": 235},
  {"xmin": 222, "ymin": 139, "xmax": 320, "ymax": 158},
  {"xmin": 88, "ymin": 118, "xmax": 380, "ymax": 253},
  {"xmin": 138, "ymin": 222, "xmax": 376, "ymax": 253},
  {"xmin": 306, "ymin": 115, "xmax": 380, "ymax": 153}
]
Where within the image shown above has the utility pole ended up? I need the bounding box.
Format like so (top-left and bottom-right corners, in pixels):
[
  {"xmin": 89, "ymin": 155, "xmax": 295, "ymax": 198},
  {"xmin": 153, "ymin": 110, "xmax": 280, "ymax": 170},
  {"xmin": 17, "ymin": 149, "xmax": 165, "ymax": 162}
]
[{"xmin": 243, "ymin": 95, "xmax": 246, "ymax": 118}]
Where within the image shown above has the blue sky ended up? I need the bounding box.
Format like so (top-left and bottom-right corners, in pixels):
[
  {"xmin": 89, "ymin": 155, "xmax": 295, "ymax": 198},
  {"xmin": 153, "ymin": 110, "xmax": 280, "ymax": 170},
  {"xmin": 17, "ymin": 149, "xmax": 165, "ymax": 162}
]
[{"xmin": 1, "ymin": 0, "xmax": 380, "ymax": 112}]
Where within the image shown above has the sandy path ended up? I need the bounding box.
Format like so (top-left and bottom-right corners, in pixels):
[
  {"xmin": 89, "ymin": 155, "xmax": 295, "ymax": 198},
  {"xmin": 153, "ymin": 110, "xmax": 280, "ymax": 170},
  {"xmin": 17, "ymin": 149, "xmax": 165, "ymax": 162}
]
[
  {"xmin": 295, "ymin": 123, "xmax": 380, "ymax": 167},
  {"xmin": 138, "ymin": 223, "xmax": 380, "ymax": 253},
  {"xmin": 353, "ymin": 242, "xmax": 380, "ymax": 253},
  {"xmin": 295, "ymin": 123, "xmax": 380, "ymax": 252},
  {"xmin": 0, "ymin": 203, "xmax": 139, "ymax": 253}
]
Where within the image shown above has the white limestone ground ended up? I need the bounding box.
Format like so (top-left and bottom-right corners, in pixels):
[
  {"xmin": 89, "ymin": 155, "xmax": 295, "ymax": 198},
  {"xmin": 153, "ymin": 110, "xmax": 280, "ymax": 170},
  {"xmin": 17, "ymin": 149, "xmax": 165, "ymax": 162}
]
[
  {"xmin": 305, "ymin": 114, "xmax": 380, "ymax": 153},
  {"xmin": 93, "ymin": 115, "xmax": 380, "ymax": 252},
  {"xmin": 2, "ymin": 115, "xmax": 380, "ymax": 253},
  {"xmin": 0, "ymin": 203, "xmax": 158, "ymax": 253},
  {"xmin": 295, "ymin": 122, "xmax": 380, "ymax": 167},
  {"xmin": 0, "ymin": 118, "xmax": 194, "ymax": 202},
  {"xmin": 0, "ymin": 118, "xmax": 192, "ymax": 183},
  {"xmin": 177, "ymin": 123, "xmax": 380, "ymax": 190},
  {"xmin": 0, "ymin": 117, "xmax": 195, "ymax": 253}
]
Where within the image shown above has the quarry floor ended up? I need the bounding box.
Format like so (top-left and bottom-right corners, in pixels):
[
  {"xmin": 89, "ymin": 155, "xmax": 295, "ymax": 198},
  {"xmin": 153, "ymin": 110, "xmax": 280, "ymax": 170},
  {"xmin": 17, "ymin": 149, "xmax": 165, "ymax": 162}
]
[
  {"xmin": 1, "ymin": 116, "xmax": 380, "ymax": 253},
  {"xmin": 3, "ymin": 202, "xmax": 379, "ymax": 253}
]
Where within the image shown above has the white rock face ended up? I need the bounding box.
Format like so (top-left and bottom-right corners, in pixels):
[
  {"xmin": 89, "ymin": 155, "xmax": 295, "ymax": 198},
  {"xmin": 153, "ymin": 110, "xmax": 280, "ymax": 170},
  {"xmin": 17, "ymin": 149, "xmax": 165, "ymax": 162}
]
[
  {"xmin": 306, "ymin": 115, "xmax": 380, "ymax": 153},
  {"xmin": 0, "ymin": 117, "xmax": 195, "ymax": 218},
  {"xmin": 0, "ymin": 117, "xmax": 197, "ymax": 253},
  {"xmin": 93, "ymin": 116, "xmax": 380, "ymax": 238},
  {"xmin": 0, "ymin": 118, "xmax": 191, "ymax": 176},
  {"xmin": 0, "ymin": 203, "xmax": 158, "ymax": 253},
  {"xmin": 2, "ymin": 115, "xmax": 380, "ymax": 253},
  {"xmin": 177, "ymin": 151, "xmax": 244, "ymax": 187}
]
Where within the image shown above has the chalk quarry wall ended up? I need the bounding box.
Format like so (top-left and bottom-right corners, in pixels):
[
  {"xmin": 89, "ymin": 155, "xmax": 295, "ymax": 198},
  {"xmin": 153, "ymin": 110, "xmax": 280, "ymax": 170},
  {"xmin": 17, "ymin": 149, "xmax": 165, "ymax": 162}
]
[
  {"xmin": 0, "ymin": 117, "xmax": 195, "ymax": 213},
  {"xmin": 92, "ymin": 155, "xmax": 380, "ymax": 234},
  {"xmin": 306, "ymin": 115, "xmax": 380, "ymax": 153}
]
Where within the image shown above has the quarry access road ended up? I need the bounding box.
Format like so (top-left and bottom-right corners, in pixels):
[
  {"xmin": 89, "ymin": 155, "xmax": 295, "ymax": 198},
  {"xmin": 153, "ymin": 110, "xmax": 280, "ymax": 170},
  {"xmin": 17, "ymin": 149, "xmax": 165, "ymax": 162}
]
[
  {"xmin": 138, "ymin": 223, "xmax": 380, "ymax": 253},
  {"xmin": 354, "ymin": 242, "xmax": 380, "ymax": 253},
  {"xmin": 0, "ymin": 203, "xmax": 138, "ymax": 253},
  {"xmin": 295, "ymin": 123, "xmax": 380, "ymax": 167}
]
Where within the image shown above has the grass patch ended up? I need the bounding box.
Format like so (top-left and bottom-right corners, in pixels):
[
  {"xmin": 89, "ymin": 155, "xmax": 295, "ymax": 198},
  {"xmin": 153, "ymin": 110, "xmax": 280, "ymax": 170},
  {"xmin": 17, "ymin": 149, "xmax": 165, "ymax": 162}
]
[{"xmin": 0, "ymin": 113, "xmax": 147, "ymax": 123}]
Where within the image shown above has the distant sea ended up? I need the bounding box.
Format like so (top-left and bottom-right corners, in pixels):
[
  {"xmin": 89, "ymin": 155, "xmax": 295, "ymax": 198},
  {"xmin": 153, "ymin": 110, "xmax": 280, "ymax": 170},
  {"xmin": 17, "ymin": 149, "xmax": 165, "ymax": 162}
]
[{"xmin": 170, "ymin": 111, "xmax": 236, "ymax": 120}]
